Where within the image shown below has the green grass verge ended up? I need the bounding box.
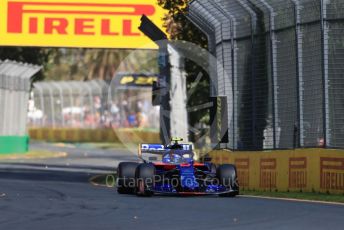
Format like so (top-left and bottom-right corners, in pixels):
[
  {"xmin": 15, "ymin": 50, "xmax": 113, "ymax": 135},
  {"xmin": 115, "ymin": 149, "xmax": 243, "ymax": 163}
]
[
  {"xmin": 0, "ymin": 150, "xmax": 67, "ymax": 161},
  {"xmin": 240, "ymin": 190, "xmax": 344, "ymax": 203}
]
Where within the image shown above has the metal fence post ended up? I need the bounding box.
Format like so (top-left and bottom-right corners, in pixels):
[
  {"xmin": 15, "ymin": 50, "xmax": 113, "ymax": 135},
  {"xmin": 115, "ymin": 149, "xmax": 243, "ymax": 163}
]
[
  {"xmin": 187, "ymin": 10, "xmax": 219, "ymax": 148},
  {"xmin": 188, "ymin": 1, "xmax": 221, "ymax": 148},
  {"xmin": 34, "ymin": 83, "xmax": 45, "ymax": 127},
  {"xmin": 320, "ymin": 0, "xmax": 330, "ymax": 147},
  {"xmin": 61, "ymin": 81, "xmax": 74, "ymax": 115},
  {"xmin": 237, "ymin": 0, "xmax": 258, "ymax": 149},
  {"xmin": 255, "ymin": 0, "xmax": 278, "ymax": 149},
  {"xmin": 91, "ymin": 80, "xmax": 104, "ymax": 121},
  {"xmin": 206, "ymin": 0, "xmax": 234, "ymax": 149},
  {"xmin": 212, "ymin": 0, "xmax": 237, "ymax": 150},
  {"xmin": 291, "ymin": 0, "xmax": 303, "ymax": 148},
  {"xmin": 71, "ymin": 81, "xmax": 84, "ymax": 127},
  {"xmin": 52, "ymin": 82, "xmax": 65, "ymax": 127},
  {"xmin": 84, "ymin": 81, "xmax": 96, "ymax": 128},
  {"xmin": 43, "ymin": 82, "xmax": 56, "ymax": 128}
]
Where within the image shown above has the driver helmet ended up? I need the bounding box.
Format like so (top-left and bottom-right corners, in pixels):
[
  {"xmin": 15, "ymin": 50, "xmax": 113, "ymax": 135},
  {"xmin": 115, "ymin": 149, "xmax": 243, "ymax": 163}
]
[{"xmin": 166, "ymin": 137, "xmax": 184, "ymax": 150}]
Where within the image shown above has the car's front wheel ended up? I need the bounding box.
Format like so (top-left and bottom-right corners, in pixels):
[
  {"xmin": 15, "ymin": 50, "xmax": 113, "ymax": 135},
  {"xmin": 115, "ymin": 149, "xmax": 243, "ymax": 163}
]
[{"xmin": 217, "ymin": 164, "xmax": 239, "ymax": 197}]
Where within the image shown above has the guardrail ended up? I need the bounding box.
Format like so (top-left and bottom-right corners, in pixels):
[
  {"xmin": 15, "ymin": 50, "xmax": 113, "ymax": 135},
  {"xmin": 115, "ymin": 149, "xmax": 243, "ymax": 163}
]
[{"xmin": 0, "ymin": 60, "xmax": 41, "ymax": 154}]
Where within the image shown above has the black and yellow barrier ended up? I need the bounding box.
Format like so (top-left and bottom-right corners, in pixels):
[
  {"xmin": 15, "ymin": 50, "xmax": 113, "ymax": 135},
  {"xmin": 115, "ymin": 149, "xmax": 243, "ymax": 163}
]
[
  {"xmin": 209, "ymin": 149, "xmax": 344, "ymax": 194},
  {"xmin": 29, "ymin": 128, "xmax": 160, "ymax": 144}
]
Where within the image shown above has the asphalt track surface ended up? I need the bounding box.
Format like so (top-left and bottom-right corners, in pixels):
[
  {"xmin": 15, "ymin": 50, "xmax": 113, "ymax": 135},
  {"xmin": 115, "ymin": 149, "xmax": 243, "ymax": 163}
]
[
  {"xmin": 8, "ymin": 142, "xmax": 139, "ymax": 172},
  {"xmin": 1, "ymin": 144, "xmax": 344, "ymax": 230}
]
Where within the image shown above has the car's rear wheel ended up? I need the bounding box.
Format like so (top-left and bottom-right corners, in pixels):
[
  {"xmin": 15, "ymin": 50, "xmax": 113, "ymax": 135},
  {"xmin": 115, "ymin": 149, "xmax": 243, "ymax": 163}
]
[
  {"xmin": 117, "ymin": 162, "xmax": 139, "ymax": 194},
  {"xmin": 217, "ymin": 164, "xmax": 239, "ymax": 197},
  {"xmin": 135, "ymin": 163, "xmax": 155, "ymax": 197}
]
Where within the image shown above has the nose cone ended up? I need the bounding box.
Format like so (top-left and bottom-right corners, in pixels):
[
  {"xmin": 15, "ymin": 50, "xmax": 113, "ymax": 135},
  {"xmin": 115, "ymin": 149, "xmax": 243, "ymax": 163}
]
[{"xmin": 180, "ymin": 164, "xmax": 199, "ymax": 189}]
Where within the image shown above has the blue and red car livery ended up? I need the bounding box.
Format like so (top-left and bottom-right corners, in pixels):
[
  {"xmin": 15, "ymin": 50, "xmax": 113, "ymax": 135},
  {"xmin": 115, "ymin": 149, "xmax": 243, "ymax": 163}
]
[{"xmin": 117, "ymin": 139, "xmax": 239, "ymax": 197}]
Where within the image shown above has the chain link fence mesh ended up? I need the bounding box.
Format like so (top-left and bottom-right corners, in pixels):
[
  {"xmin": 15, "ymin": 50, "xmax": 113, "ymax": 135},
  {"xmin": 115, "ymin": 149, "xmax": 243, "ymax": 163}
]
[
  {"xmin": 29, "ymin": 79, "xmax": 159, "ymax": 130},
  {"xmin": 327, "ymin": 0, "xmax": 344, "ymax": 148},
  {"xmin": 188, "ymin": 0, "xmax": 344, "ymax": 150}
]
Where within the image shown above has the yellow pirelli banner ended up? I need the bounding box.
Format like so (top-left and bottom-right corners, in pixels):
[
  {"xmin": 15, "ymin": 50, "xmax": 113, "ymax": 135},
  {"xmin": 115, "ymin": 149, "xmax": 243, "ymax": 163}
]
[
  {"xmin": 0, "ymin": 0, "xmax": 166, "ymax": 48},
  {"xmin": 209, "ymin": 149, "xmax": 344, "ymax": 194}
]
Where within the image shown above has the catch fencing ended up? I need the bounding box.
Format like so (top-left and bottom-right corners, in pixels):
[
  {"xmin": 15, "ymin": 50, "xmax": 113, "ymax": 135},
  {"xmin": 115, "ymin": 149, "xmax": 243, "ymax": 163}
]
[
  {"xmin": 29, "ymin": 79, "xmax": 160, "ymax": 130},
  {"xmin": 188, "ymin": 0, "xmax": 344, "ymax": 150}
]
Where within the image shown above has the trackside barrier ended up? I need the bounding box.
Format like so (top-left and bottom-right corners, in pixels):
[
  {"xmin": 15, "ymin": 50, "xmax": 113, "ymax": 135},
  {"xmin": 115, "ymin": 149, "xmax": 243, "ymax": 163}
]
[
  {"xmin": 209, "ymin": 149, "xmax": 344, "ymax": 194},
  {"xmin": 0, "ymin": 60, "xmax": 41, "ymax": 154},
  {"xmin": 29, "ymin": 128, "xmax": 160, "ymax": 144}
]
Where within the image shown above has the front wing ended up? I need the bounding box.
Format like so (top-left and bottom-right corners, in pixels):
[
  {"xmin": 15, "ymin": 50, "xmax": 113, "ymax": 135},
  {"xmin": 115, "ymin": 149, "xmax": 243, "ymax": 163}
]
[
  {"xmin": 150, "ymin": 183, "xmax": 238, "ymax": 196},
  {"xmin": 152, "ymin": 190, "xmax": 238, "ymax": 196}
]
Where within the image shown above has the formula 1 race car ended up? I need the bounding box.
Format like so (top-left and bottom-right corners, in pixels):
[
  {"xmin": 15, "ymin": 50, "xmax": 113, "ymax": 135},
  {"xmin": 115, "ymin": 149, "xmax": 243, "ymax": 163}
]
[{"xmin": 117, "ymin": 138, "xmax": 239, "ymax": 197}]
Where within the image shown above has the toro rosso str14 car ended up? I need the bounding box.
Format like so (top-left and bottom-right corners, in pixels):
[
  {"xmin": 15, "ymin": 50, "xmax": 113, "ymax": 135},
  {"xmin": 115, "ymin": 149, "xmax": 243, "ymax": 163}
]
[{"xmin": 117, "ymin": 139, "xmax": 239, "ymax": 197}]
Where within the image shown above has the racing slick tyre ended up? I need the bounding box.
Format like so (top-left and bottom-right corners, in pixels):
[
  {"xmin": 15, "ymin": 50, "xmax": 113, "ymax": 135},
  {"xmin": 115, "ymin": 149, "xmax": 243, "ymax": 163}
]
[
  {"xmin": 217, "ymin": 164, "xmax": 239, "ymax": 197},
  {"xmin": 117, "ymin": 162, "xmax": 139, "ymax": 194},
  {"xmin": 135, "ymin": 163, "xmax": 155, "ymax": 197}
]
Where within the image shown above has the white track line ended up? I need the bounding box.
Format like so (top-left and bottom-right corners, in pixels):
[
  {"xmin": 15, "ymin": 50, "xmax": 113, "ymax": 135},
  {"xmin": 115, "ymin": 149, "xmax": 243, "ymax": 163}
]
[{"xmin": 240, "ymin": 195, "xmax": 344, "ymax": 206}]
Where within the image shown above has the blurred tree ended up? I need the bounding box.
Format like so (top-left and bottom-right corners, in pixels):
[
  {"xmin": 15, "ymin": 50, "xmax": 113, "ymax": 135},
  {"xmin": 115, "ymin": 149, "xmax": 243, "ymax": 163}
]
[
  {"xmin": 0, "ymin": 47, "xmax": 57, "ymax": 81},
  {"xmin": 0, "ymin": 47, "xmax": 158, "ymax": 82},
  {"xmin": 157, "ymin": 0, "xmax": 211, "ymax": 135},
  {"xmin": 45, "ymin": 48, "xmax": 158, "ymax": 81},
  {"xmin": 158, "ymin": 0, "xmax": 207, "ymax": 44}
]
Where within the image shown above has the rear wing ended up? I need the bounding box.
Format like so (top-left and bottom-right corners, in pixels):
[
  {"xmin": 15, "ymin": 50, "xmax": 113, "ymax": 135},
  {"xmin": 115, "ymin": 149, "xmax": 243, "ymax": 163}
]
[{"xmin": 138, "ymin": 143, "xmax": 194, "ymax": 162}]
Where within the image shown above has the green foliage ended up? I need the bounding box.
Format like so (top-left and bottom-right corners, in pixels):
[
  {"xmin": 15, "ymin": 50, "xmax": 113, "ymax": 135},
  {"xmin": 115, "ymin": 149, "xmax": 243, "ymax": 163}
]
[
  {"xmin": 44, "ymin": 48, "xmax": 157, "ymax": 81},
  {"xmin": 157, "ymin": 0, "xmax": 207, "ymax": 45},
  {"xmin": 0, "ymin": 47, "xmax": 158, "ymax": 82},
  {"xmin": 0, "ymin": 47, "xmax": 57, "ymax": 81}
]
